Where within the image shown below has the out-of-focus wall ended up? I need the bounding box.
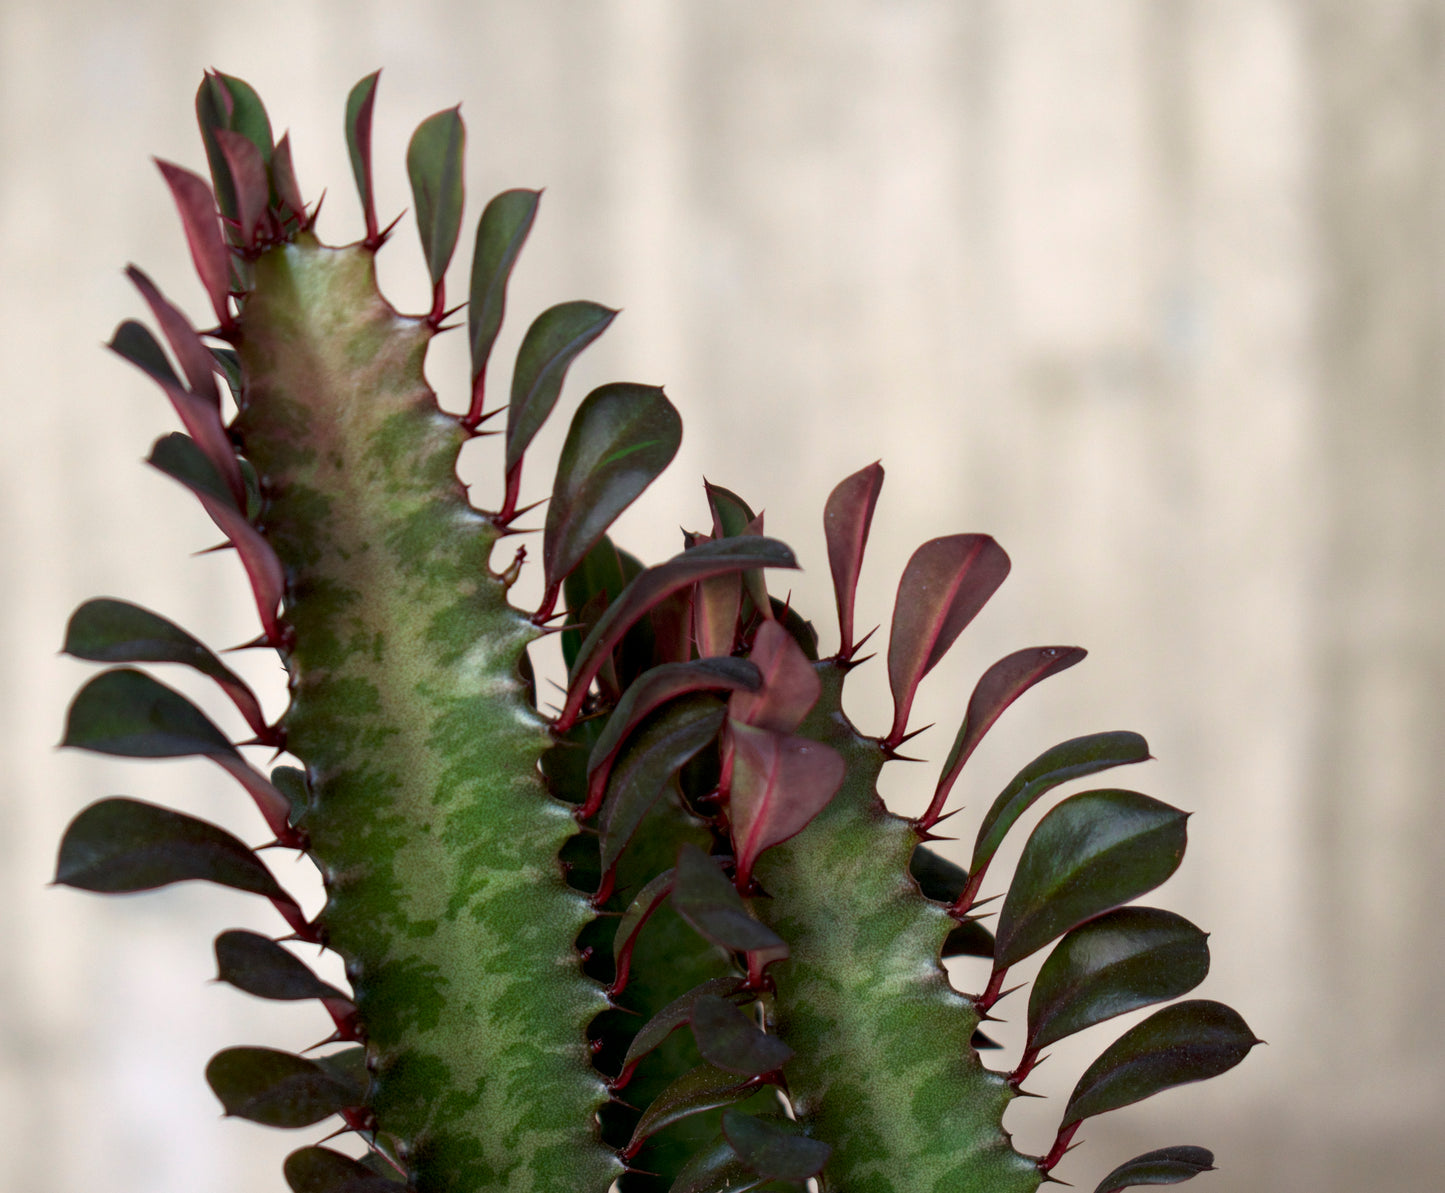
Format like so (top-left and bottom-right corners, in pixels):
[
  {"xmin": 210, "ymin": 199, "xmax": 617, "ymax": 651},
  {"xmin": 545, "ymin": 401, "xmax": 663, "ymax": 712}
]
[{"xmin": 2, "ymin": 2, "xmax": 1440, "ymax": 1190}]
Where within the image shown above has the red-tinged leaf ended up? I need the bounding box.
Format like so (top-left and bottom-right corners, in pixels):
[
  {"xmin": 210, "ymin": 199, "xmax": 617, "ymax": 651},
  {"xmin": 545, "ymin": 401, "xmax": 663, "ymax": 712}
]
[
  {"xmin": 584, "ymin": 658, "xmax": 761, "ymax": 817},
  {"xmin": 345, "ymin": 71, "xmax": 381, "ymax": 243},
  {"xmin": 63, "ymin": 598, "xmax": 268, "ymax": 739},
  {"xmin": 823, "ymin": 461, "xmax": 884, "ymax": 657},
  {"xmin": 611, "ymin": 868, "xmax": 674, "ymax": 994},
  {"xmin": 728, "ymin": 619, "xmax": 820, "ymax": 734},
  {"xmin": 722, "ymin": 1111, "xmax": 831, "ymax": 1181},
  {"xmin": 206, "ymin": 1047, "xmax": 359, "ymax": 1128},
  {"xmin": 668, "ymin": 1135, "xmax": 772, "ymax": 1193},
  {"xmin": 124, "ymin": 265, "xmax": 221, "ymax": 407},
  {"xmin": 648, "ymin": 587, "xmax": 694, "ymax": 668},
  {"xmin": 994, "ymin": 790, "xmax": 1189, "ymax": 970},
  {"xmin": 1062, "ymin": 1001, "xmax": 1259, "ymax": 1127},
  {"xmin": 156, "ymin": 160, "xmax": 233, "ymax": 330},
  {"xmin": 55, "ymin": 798, "xmax": 285, "ymax": 900},
  {"xmin": 271, "ymin": 766, "xmax": 310, "ymax": 819},
  {"xmin": 63, "ymin": 667, "xmax": 236, "ymax": 758},
  {"xmin": 705, "ymin": 483, "xmax": 770, "ymax": 619},
  {"xmin": 215, "ymin": 930, "xmax": 346, "ymax": 1002},
  {"xmin": 407, "ymin": 106, "xmax": 465, "ymax": 288},
  {"xmin": 468, "ymin": 188, "xmax": 540, "ymax": 401},
  {"xmin": 197, "ymin": 72, "xmax": 274, "ymax": 222},
  {"xmin": 599, "ymin": 696, "xmax": 727, "ymax": 874},
  {"xmin": 559, "ymin": 537, "xmax": 798, "ymax": 731},
  {"xmin": 625, "ymin": 1064, "xmax": 759, "ymax": 1155},
  {"xmin": 1094, "ymin": 1146, "xmax": 1216, "ymax": 1193},
  {"xmin": 109, "ymin": 318, "xmax": 180, "ymax": 386},
  {"xmin": 620, "ymin": 976, "xmax": 741, "ymax": 1075},
  {"xmin": 213, "ymin": 755, "xmax": 299, "ymax": 844},
  {"xmin": 270, "ymin": 133, "xmax": 305, "ymax": 225},
  {"xmin": 885, "ymin": 534, "xmax": 1011, "ymax": 745},
  {"xmin": 506, "ymin": 301, "xmax": 618, "ymax": 470},
  {"xmin": 971, "ymin": 731, "xmax": 1152, "ymax": 878},
  {"xmin": 215, "ymin": 128, "xmax": 269, "ymax": 248},
  {"xmin": 284, "ymin": 1147, "xmax": 407, "ymax": 1193},
  {"xmin": 728, "ymin": 721, "xmax": 845, "ymax": 887},
  {"xmin": 543, "ymin": 383, "xmax": 682, "ymax": 595},
  {"xmin": 560, "ymin": 535, "xmax": 641, "ymax": 674},
  {"xmin": 922, "ymin": 645, "xmax": 1087, "ymax": 827},
  {"xmin": 690, "ymin": 993, "xmax": 792, "ymax": 1076},
  {"xmin": 1028, "ymin": 908, "xmax": 1210, "ymax": 1051},
  {"xmin": 671, "ymin": 843, "xmax": 787, "ymax": 953}
]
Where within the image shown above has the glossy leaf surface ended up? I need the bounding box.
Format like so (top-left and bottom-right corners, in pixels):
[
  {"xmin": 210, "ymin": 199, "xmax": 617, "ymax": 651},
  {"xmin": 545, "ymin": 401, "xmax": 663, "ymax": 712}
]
[
  {"xmin": 1062, "ymin": 1001, "xmax": 1259, "ymax": 1126},
  {"xmin": 668, "ymin": 1135, "xmax": 771, "ymax": 1193},
  {"xmin": 823, "ymin": 461, "xmax": 884, "ymax": 656},
  {"xmin": 206, "ymin": 1047, "xmax": 359, "ymax": 1128},
  {"xmin": 691, "ymin": 994, "xmax": 793, "ymax": 1076},
  {"xmin": 1028, "ymin": 908, "xmax": 1209, "ymax": 1050},
  {"xmin": 626, "ymin": 1064, "xmax": 757, "ymax": 1153},
  {"xmin": 63, "ymin": 667, "xmax": 237, "ymax": 759},
  {"xmin": 544, "ymin": 383, "xmax": 682, "ymax": 592},
  {"xmin": 886, "ymin": 534, "xmax": 1010, "ymax": 743},
  {"xmin": 55, "ymin": 798, "xmax": 284, "ymax": 898},
  {"xmin": 994, "ymin": 790, "xmax": 1188, "ymax": 969},
  {"xmin": 506, "ymin": 301, "xmax": 617, "ymax": 468},
  {"xmin": 671, "ymin": 844, "xmax": 786, "ymax": 953},
  {"xmin": 284, "ymin": 1146, "xmax": 407, "ymax": 1193},
  {"xmin": 611, "ymin": 867, "xmax": 676, "ymax": 993},
  {"xmin": 722, "ymin": 1111, "xmax": 830, "ymax": 1181},
  {"xmin": 621, "ymin": 976, "xmax": 741, "ymax": 1074},
  {"xmin": 469, "ymin": 188, "xmax": 540, "ymax": 385},
  {"xmin": 406, "ymin": 106, "xmax": 465, "ymax": 286},
  {"xmin": 1094, "ymin": 1146, "xmax": 1216, "ymax": 1192},
  {"xmin": 215, "ymin": 930, "xmax": 346, "ymax": 1001}
]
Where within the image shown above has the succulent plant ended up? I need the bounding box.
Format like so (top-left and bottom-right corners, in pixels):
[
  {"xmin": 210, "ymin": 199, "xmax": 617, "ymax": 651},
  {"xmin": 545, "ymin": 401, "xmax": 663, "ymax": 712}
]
[{"xmin": 56, "ymin": 71, "xmax": 1257, "ymax": 1193}]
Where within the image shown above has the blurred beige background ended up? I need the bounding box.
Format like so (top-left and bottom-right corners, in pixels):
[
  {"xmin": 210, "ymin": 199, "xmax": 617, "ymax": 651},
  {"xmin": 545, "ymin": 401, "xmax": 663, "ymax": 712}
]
[{"xmin": 3, "ymin": 1, "xmax": 1442, "ymax": 1190}]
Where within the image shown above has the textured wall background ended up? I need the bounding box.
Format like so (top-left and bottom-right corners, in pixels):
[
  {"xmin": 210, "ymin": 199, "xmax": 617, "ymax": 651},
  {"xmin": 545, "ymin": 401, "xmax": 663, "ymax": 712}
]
[{"xmin": 2, "ymin": 2, "xmax": 1442, "ymax": 1191}]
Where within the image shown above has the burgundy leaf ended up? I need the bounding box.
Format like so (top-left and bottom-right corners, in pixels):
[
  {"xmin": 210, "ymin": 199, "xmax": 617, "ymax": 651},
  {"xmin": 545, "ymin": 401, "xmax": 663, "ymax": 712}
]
[
  {"xmin": 124, "ymin": 266, "xmax": 222, "ymax": 407},
  {"xmin": 270, "ymin": 133, "xmax": 305, "ymax": 224},
  {"xmin": 823, "ymin": 461, "xmax": 884, "ymax": 658},
  {"xmin": 690, "ymin": 993, "xmax": 792, "ymax": 1076},
  {"xmin": 885, "ymin": 534, "xmax": 1010, "ymax": 746},
  {"xmin": 728, "ymin": 619, "xmax": 820, "ymax": 734},
  {"xmin": 728, "ymin": 721, "xmax": 845, "ymax": 887},
  {"xmin": 919, "ymin": 645, "xmax": 1086, "ymax": 828},
  {"xmin": 610, "ymin": 868, "xmax": 675, "ymax": 996},
  {"xmin": 155, "ymin": 160, "xmax": 233, "ymax": 331},
  {"xmin": 671, "ymin": 843, "xmax": 786, "ymax": 953},
  {"xmin": 345, "ymin": 71, "xmax": 381, "ymax": 243},
  {"xmin": 215, "ymin": 128, "xmax": 270, "ymax": 248}
]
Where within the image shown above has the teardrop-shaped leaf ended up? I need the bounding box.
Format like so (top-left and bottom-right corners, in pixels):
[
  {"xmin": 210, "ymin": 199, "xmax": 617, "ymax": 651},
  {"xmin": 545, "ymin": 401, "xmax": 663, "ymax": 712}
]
[
  {"xmin": 923, "ymin": 646, "xmax": 1088, "ymax": 826},
  {"xmin": 55, "ymin": 797, "xmax": 284, "ymax": 898},
  {"xmin": 585, "ymin": 658, "xmax": 761, "ymax": 818},
  {"xmin": 506, "ymin": 300, "xmax": 617, "ymax": 469},
  {"xmin": 345, "ymin": 71, "xmax": 381, "ymax": 242},
  {"xmin": 886, "ymin": 534, "xmax": 1011, "ymax": 744},
  {"xmin": 469, "ymin": 188, "xmax": 540, "ymax": 387},
  {"xmin": 206, "ymin": 1047, "xmax": 358, "ymax": 1128},
  {"xmin": 208, "ymin": 72, "xmax": 275, "ymax": 160},
  {"xmin": 110, "ymin": 319, "xmax": 181, "ymax": 388},
  {"xmin": 1094, "ymin": 1146, "xmax": 1216, "ymax": 1193},
  {"xmin": 63, "ymin": 667, "xmax": 237, "ymax": 759},
  {"xmin": 908, "ymin": 845, "xmax": 970, "ymax": 903},
  {"xmin": 215, "ymin": 930, "xmax": 345, "ymax": 1001},
  {"xmin": 406, "ymin": 106, "xmax": 465, "ymax": 286},
  {"xmin": 668, "ymin": 1134, "xmax": 772, "ymax": 1193},
  {"xmin": 270, "ymin": 133, "xmax": 305, "ymax": 225},
  {"xmin": 612, "ymin": 867, "xmax": 675, "ymax": 993},
  {"xmin": 994, "ymin": 790, "xmax": 1188, "ymax": 969},
  {"xmin": 156, "ymin": 160, "xmax": 233, "ymax": 330},
  {"xmin": 215, "ymin": 128, "xmax": 269, "ymax": 247},
  {"xmin": 672, "ymin": 843, "xmax": 787, "ymax": 953},
  {"xmin": 722, "ymin": 1111, "xmax": 830, "ymax": 1181},
  {"xmin": 560, "ymin": 537, "xmax": 799, "ymax": 730},
  {"xmin": 728, "ymin": 620, "xmax": 820, "ymax": 734},
  {"xmin": 197, "ymin": 71, "xmax": 274, "ymax": 222},
  {"xmin": 705, "ymin": 483, "xmax": 770, "ymax": 618},
  {"xmin": 149, "ymin": 430, "xmax": 235, "ymax": 509},
  {"xmin": 63, "ymin": 599, "xmax": 267, "ymax": 739},
  {"xmin": 621, "ymin": 976, "xmax": 742, "ymax": 1075},
  {"xmin": 1029, "ymin": 908, "xmax": 1210, "ymax": 1051},
  {"xmin": 543, "ymin": 382, "xmax": 682, "ymax": 592},
  {"xmin": 691, "ymin": 994, "xmax": 792, "ymax": 1076},
  {"xmin": 823, "ymin": 461, "xmax": 884, "ymax": 657},
  {"xmin": 942, "ymin": 920, "xmax": 995, "ymax": 959},
  {"xmin": 728, "ymin": 722, "xmax": 845, "ymax": 887},
  {"xmin": 627, "ymin": 1064, "xmax": 758, "ymax": 1154},
  {"xmin": 972, "ymin": 731, "xmax": 1152, "ymax": 877},
  {"xmin": 284, "ymin": 1147, "xmax": 406, "ymax": 1193},
  {"xmin": 600, "ymin": 696, "xmax": 727, "ymax": 873},
  {"xmin": 1063, "ymin": 1001, "xmax": 1259, "ymax": 1127}
]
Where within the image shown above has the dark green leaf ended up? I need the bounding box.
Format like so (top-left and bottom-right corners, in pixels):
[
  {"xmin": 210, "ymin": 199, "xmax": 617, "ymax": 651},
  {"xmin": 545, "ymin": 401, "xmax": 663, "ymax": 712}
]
[
  {"xmin": 271, "ymin": 133, "xmax": 305, "ymax": 224},
  {"xmin": 206, "ymin": 1047, "xmax": 357, "ymax": 1128},
  {"xmin": 722, "ymin": 1111, "xmax": 830, "ymax": 1181},
  {"xmin": 312, "ymin": 1047, "xmax": 368, "ymax": 1092},
  {"xmin": 344, "ymin": 71, "xmax": 381, "ymax": 241},
  {"xmin": 148, "ymin": 431, "xmax": 236, "ymax": 510},
  {"xmin": 823, "ymin": 462, "xmax": 884, "ymax": 656},
  {"xmin": 506, "ymin": 301, "xmax": 617, "ymax": 469},
  {"xmin": 110, "ymin": 319, "xmax": 180, "ymax": 388},
  {"xmin": 215, "ymin": 930, "xmax": 345, "ymax": 1001},
  {"xmin": 63, "ymin": 599, "xmax": 266, "ymax": 738},
  {"xmin": 215, "ymin": 128, "xmax": 268, "ymax": 247},
  {"xmin": 972, "ymin": 731, "xmax": 1152, "ymax": 876},
  {"xmin": 613, "ymin": 867, "xmax": 676, "ymax": 991},
  {"xmin": 691, "ymin": 995, "xmax": 792, "ymax": 1077},
  {"xmin": 995, "ymin": 790, "xmax": 1189, "ymax": 969},
  {"xmin": 909, "ymin": 845, "xmax": 970, "ymax": 903},
  {"xmin": 469, "ymin": 188, "xmax": 540, "ymax": 384},
  {"xmin": 561, "ymin": 537, "xmax": 799, "ymax": 730},
  {"xmin": 942, "ymin": 921, "xmax": 996, "ymax": 959},
  {"xmin": 627, "ymin": 1064, "xmax": 757, "ymax": 1153},
  {"xmin": 622, "ymin": 977, "xmax": 741, "ymax": 1074},
  {"xmin": 1063, "ymin": 1001, "xmax": 1259, "ymax": 1127},
  {"xmin": 672, "ymin": 844, "xmax": 787, "ymax": 953},
  {"xmin": 544, "ymin": 383, "xmax": 682, "ymax": 593},
  {"xmin": 886, "ymin": 534, "xmax": 1010, "ymax": 744},
  {"xmin": 561, "ymin": 535, "xmax": 640, "ymax": 674},
  {"xmin": 406, "ymin": 106, "xmax": 465, "ymax": 286},
  {"xmin": 600, "ymin": 697, "xmax": 728, "ymax": 873},
  {"xmin": 55, "ymin": 798, "xmax": 283, "ymax": 898},
  {"xmin": 212, "ymin": 73, "xmax": 274, "ymax": 160},
  {"xmin": 1094, "ymin": 1146, "xmax": 1216, "ymax": 1193},
  {"xmin": 668, "ymin": 1134, "xmax": 772, "ymax": 1193},
  {"xmin": 212, "ymin": 346, "xmax": 242, "ymax": 403},
  {"xmin": 285, "ymin": 1146, "xmax": 406, "ymax": 1193},
  {"xmin": 705, "ymin": 483, "xmax": 769, "ymax": 617},
  {"xmin": 196, "ymin": 71, "xmax": 274, "ymax": 222},
  {"xmin": 272, "ymin": 766, "xmax": 309, "ymax": 819},
  {"xmin": 1029, "ymin": 908, "xmax": 1210, "ymax": 1050},
  {"xmin": 62, "ymin": 667, "xmax": 236, "ymax": 759},
  {"xmin": 728, "ymin": 722, "xmax": 844, "ymax": 887}
]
